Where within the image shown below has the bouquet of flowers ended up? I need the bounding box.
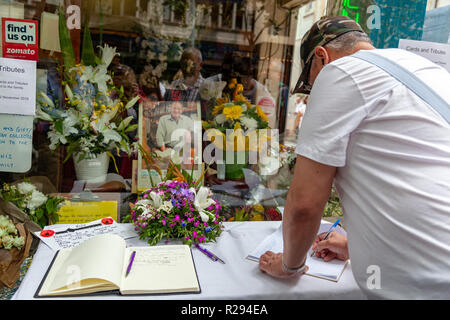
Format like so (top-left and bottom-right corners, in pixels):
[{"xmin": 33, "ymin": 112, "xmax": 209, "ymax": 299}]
[
  {"xmin": 130, "ymin": 181, "xmax": 224, "ymax": 246},
  {"xmin": 0, "ymin": 182, "xmax": 64, "ymax": 228},
  {"xmin": 36, "ymin": 43, "xmax": 140, "ymax": 163},
  {"xmin": 202, "ymin": 79, "xmax": 271, "ymax": 179},
  {"xmin": 202, "ymin": 78, "xmax": 270, "ymax": 143},
  {"xmin": 0, "ymin": 215, "xmax": 25, "ymax": 251}
]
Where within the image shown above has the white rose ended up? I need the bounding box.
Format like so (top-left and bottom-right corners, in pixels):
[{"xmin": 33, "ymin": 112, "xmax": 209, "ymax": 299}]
[
  {"xmin": 240, "ymin": 116, "xmax": 258, "ymax": 130},
  {"xmin": 17, "ymin": 182, "xmax": 36, "ymax": 195},
  {"xmin": 26, "ymin": 190, "xmax": 48, "ymax": 210}
]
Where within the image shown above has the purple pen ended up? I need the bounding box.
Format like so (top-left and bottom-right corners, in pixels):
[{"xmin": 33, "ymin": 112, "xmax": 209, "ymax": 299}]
[
  {"xmin": 195, "ymin": 243, "xmax": 225, "ymax": 264},
  {"xmin": 125, "ymin": 251, "xmax": 136, "ymax": 277}
]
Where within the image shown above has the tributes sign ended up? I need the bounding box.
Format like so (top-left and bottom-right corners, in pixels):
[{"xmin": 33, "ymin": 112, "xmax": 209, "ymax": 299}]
[{"xmin": 2, "ymin": 18, "xmax": 39, "ymax": 61}]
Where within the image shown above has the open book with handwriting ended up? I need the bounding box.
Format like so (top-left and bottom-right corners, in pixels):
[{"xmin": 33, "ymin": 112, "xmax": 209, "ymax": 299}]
[
  {"xmin": 35, "ymin": 234, "xmax": 200, "ymax": 297},
  {"xmin": 246, "ymin": 220, "xmax": 348, "ymax": 282}
]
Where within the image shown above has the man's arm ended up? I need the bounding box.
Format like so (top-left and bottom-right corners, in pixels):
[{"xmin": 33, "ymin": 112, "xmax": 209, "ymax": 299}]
[
  {"xmin": 155, "ymin": 118, "xmax": 166, "ymax": 149},
  {"xmin": 259, "ymin": 155, "xmax": 336, "ymax": 278}
]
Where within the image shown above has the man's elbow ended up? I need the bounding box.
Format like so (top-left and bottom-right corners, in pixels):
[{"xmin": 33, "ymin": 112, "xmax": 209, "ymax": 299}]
[{"xmin": 286, "ymin": 193, "xmax": 325, "ymax": 220}]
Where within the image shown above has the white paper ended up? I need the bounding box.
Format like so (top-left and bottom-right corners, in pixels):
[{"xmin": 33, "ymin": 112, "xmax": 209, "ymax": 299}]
[
  {"xmin": 34, "ymin": 217, "xmax": 138, "ymax": 251},
  {"xmin": 247, "ymin": 220, "xmax": 348, "ymax": 282},
  {"xmin": 399, "ymin": 39, "xmax": 450, "ymax": 72},
  {"xmin": 0, "ymin": 57, "xmax": 36, "ymax": 115}
]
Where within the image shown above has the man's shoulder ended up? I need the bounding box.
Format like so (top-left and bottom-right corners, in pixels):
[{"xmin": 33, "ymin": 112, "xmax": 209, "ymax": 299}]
[{"xmin": 159, "ymin": 114, "xmax": 171, "ymax": 121}]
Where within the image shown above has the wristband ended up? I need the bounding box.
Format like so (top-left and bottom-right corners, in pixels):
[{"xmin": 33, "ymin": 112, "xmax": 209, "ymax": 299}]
[{"xmin": 281, "ymin": 258, "xmax": 307, "ymax": 274}]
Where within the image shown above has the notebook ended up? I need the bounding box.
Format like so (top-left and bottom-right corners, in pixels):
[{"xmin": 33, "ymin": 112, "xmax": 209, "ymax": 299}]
[
  {"xmin": 35, "ymin": 234, "xmax": 200, "ymax": 297},
  {"xmin": 246, "ymin": 220, "xmax": 348, "ymax": 282}
]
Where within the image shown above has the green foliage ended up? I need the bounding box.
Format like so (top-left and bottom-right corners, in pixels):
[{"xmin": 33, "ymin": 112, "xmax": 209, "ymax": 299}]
[
  {"xmin": 81, "ymin": 18, "xmax": 96, "ymax": 67},
  {"xmin": 58, "ymin": 6, "xmax": 76, "ymax": 82},
  {"xmin": 323, "ymin": 187, "xmax": 343, "ymax": 218}
]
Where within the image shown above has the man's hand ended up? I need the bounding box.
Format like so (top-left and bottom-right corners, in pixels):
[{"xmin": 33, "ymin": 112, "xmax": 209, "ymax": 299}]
[
  {"xmin": 312, "ymin": 231, "xmax": 349, "ymax": 262},
  {"xmin": 259, "ymin": 251, "xmax": 308, "ymax": 279}
]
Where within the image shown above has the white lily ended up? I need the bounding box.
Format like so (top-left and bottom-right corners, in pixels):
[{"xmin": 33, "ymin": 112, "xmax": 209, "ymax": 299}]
[
  {"xmin": 99, "ymin": 44, "xmax": 119, "ymax": 67},
  {"xmin": 124, "ymin": 95, "xmax": 140, "ymax": 110},
  {"xmin": 149, "ymin": 191, "xmax": 163, "ymax": 209},
  {"xmin": 35, "ymin": 106, "xmax": 53, "ymax": 122},
  {"xmin": 39, "ymin": 92, "xmax": 55, "ymax": 109},
  {"xmin": 193, "ymin": 187, "xmax": 215, "ymax": 222}
]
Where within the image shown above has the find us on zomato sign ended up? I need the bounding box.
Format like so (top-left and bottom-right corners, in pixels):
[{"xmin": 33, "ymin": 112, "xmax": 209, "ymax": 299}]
[{"xmin": 2, "ymin": 18, "xmax": 39, "ymax": 61}]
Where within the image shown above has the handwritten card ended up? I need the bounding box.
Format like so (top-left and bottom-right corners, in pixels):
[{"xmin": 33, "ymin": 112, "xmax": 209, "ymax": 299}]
[
  {"xmin": 0, "ymin": 113, "xmax": 32, "ymax": 172},
  {"xmin": 34, "ymin": 217, "xmax": 138, "ymax": 251}
]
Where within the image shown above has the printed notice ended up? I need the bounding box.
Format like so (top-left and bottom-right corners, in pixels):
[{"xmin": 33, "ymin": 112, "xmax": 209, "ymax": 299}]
[
  {"xmin": 0, "ymin": 114, "xmax": 33, "ymax": 173},
  {"xmin": 0, "ymin": 57, "xmax": 36, "ymax": 115},
  {"xmin": 399, "ymin": 39, "xmax": 450, "ymax": 72}
]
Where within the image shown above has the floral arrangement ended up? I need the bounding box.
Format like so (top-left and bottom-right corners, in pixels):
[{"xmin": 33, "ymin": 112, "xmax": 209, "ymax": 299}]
[
  {"xmin": 202, "ymin": 78, "xmax": 270, "ymax": 152},
  {"xmin": 0, "ymin": 215, "xmax": 25, "ymax": 251},
  {"xmin": 228, "ymin": 204, "xmax": 265, "ymax": 221},
  {"xmin": 1, "ymin": 182, "xmax": 64, "ymax": 228},
  {"xmin": 36, "ymin": 44, "xmax": 140, "ymax": 163},
  {"xmin": 130, "ymin": 181, "xmax": 224, "ymax": 246}
]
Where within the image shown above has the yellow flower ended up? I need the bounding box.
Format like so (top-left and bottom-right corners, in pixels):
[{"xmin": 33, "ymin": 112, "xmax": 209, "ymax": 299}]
[
  {"xmin": 212, "ymin": 104, "xmax": 224, "ymax": 116},
  {"xmin": 256, "ymin": 105, "xmax": 268, "ymax": 122},
  {"xmin": 228, "ymin": 78, "xmax": 237, "ymax": 89},
  {"xmin": 235, "ymin": 84, "xmax": 244, "ymax": 93},
  {"xmin": 216, "ymin": 97, "xmax": 228, "ymax": 105},
  {"xmin": 252, "ymin": 204, "xmax": 264, "ymax": 213},
  {"xmin": 223, "ymin": 105, "xmax": 243, "ymax": 121}
]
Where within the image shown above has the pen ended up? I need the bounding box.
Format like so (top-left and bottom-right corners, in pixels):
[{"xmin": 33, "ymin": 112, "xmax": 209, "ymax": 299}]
[
  {"xmin": 195, "ymin": 243, "xmax": 225, "ymax": 264},
  {"xmin": 125, "ymin": 251, "xmax": 136, "ymax": 277},
  {"xmin": 310, "ymin": 218, "xmax": 341, "ymax": 257}
]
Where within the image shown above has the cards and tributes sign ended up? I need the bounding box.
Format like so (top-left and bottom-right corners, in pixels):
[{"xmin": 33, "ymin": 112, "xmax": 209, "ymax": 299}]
[
  {"xmin": 399, "ymin": 39, "xmax": 450, "ymax": 72},
  {"xmin": 2, "ymin": 18, "xmax": 39, "ymax": 61},
  {"xmin": 0, "ymin": 57, "xmax": 36, "ymax": 116}
]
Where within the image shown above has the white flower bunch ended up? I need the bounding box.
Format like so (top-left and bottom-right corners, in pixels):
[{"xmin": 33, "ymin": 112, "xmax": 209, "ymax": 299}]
[
  {"xmin": 36, "ymin": 44, "xmax": 140, "ymax": 160},
  {"xmin": 0, "ymin": 215, "xmax": 25, "ymax": 251}
]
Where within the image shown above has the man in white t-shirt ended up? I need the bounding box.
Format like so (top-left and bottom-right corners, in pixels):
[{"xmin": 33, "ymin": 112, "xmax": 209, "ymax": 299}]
[{"xmin": 258, "ymin": 16, "xmax": 450, "ymax": 299}]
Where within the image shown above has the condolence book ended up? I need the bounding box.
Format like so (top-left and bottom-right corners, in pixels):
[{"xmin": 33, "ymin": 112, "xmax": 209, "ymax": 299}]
[{"xmin": 35, "ymin": 234, "xmax": 200, "ymax": 297}]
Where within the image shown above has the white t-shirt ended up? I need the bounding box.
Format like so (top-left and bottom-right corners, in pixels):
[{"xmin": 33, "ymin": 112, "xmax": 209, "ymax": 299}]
[{"xmin": 296, "ymin": 48, "xmax": 450, "ymax": 299}]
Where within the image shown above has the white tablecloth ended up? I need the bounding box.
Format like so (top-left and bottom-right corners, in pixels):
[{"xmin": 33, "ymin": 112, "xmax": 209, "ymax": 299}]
[{"xmin": 13, "ymin": 221, "xmax": 366, "ymax": 300}]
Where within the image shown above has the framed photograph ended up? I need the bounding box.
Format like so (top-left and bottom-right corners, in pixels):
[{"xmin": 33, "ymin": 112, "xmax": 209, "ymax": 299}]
[{"xmin": 137, "ymin": 99, "xmax": 203, "ymax": 192}]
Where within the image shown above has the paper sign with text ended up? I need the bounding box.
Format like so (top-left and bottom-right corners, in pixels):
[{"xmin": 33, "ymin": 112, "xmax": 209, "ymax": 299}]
[
  {"xmin": 0, "ymin": 57, "xmax": 36, "ymax": 115},
  {"xmin": 399, "ymin": 39, "xmax": 450, "ymax": 72},
  {"xmin": 56, "ymin": 200, "xmax": 119, "ymax": 224},
  {"xmin": 0, "ymin": 114, "xmax": 33, "ymax": 172},
  {"xmin": 2, "ymin": 18, "xmax": 38, "ymax": 61}
]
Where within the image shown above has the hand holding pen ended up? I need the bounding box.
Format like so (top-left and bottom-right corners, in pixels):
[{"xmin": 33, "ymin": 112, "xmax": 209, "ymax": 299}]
[{"xmin": 311, "ymin": 220, "xmax": 349, "ymax": 262}]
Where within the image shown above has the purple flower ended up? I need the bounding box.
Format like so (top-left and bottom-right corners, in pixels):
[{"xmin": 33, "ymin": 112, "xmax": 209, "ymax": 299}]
[
  {"xmin": 205, "ymin": 227, "xmax": 212, "ymax": 233},
  {"xmin": 193, "ymin": 231, "xmax": 197, "ymax": 238},
  {"xmin": 173, "ymin": 215, "xmax": 180, "ymax": 222}
]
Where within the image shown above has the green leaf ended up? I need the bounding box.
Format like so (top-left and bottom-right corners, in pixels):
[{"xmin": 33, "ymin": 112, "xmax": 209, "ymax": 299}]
[
  {"xmin": 81, "ymin": 18, "xmax": 96, "ymax": 66},
  {"xmin": 125, "ymin": 124, "xmax": 138, "ymax": 133},
  {"xmin": 54, "ymin": 119, "xmax": 64, "ymax": 135},
  {"xmin": 59, "ymin": 6, "xmax": 76, "ymax": 81}
]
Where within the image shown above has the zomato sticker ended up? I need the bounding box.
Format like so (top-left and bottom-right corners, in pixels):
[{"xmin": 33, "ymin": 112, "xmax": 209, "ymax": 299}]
[{"xmin": 2, "ymin": 18, "xmax": 39, "ymax": 61}]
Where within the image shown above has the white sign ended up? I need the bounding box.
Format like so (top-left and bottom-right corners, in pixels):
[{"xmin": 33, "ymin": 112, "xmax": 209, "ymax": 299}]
[
  {"xmin": 0, "ymin": 114, "xmax": 33, "ymax": 172},
  {"xmin": 0, "ymin": 57, "xmax": 36, "ymax": 115},
  {"xmin": 399, "ymin": 39, "xmax": 450, "ymax": 72}
]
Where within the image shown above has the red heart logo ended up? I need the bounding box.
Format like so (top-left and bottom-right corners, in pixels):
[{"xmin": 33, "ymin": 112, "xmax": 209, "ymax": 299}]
[{"xmin": 29, "ymin": 25, "xmax": 33, "ymax": 28}]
